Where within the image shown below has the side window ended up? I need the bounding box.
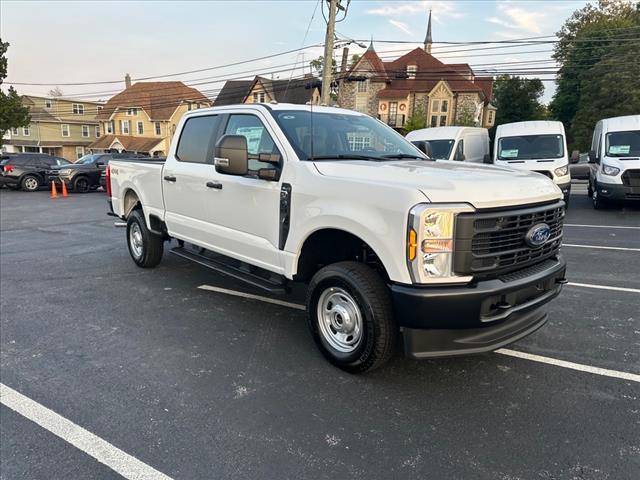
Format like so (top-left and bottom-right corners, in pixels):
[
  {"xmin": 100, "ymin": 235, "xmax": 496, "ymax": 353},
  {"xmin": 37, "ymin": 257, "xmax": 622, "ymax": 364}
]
[
  {"xmin": 454, "ymin": 140, "xmax": 464, "ymax": 161},
  {"xmin": 176, "ymin": 115, "xmax": 220, "ymax": 164},
  {"xmin": 596, "ymin": 135, "xmax": 602, "ymax": 164},
  {"xmin": 224, "ymin": 114, "xmax": 281, "ymax": 172}
]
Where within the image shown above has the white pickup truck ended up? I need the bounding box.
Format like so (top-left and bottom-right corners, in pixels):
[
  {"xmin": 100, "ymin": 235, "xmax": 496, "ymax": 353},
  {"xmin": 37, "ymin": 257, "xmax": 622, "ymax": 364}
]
[{"xmin": 107, "ymin": 103, "xmax": 567, "ymax": 373}]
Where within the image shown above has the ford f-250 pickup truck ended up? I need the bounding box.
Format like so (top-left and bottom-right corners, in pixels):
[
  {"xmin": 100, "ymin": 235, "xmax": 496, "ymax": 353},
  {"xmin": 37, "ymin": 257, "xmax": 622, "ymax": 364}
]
[{"xmin": 107, "ymin": 104, "xmax": 567, "ymax": 373}]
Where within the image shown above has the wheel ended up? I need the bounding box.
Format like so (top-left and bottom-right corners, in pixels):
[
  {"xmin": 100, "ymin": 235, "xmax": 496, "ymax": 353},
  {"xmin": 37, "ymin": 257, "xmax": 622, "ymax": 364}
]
[
  {"xmin": 73, "ymin": 176, "xmax": 90, "ymax": 193},
  {"xmin": 306, "ymin": 261, "xmax": 397, "ymax": 373},
  {"xmin": 126, "ymin": 209, "xmax": 164, "ymax": 268},
  {"xmin": 21, "ymin": 175, "xmax": 40, "ymax": 192},
  {"xmin": 592, "ymin": 182, "xmax": 606, "ymax": 210}
]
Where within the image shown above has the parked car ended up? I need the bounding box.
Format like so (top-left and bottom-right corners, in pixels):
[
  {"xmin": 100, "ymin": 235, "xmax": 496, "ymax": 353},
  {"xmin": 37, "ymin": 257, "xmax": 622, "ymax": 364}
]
[
  {"xmin": 492, "ymin": 121, "xmax": 578, "ymax": 206},
  {"xmin": 569, "ymin": 153, "xmax": 591, "ymax": 180},
  {"xmin": 0, "ymin": 153, "xmax": 71, "ymax": 191},
  {"xmin": 588, "ymin": 115, "xmax": 640, "ymax": 209},
  {"xmin": 48, "ymin": 153, "xmax": 149, "ymax": 193},
  {"xmin": 107, "ymin": 104, "xmax": 567, "ymax": 373},
  {"xmin": 406, "ymin": 126, "xmax": 490, "ymax": 163}
]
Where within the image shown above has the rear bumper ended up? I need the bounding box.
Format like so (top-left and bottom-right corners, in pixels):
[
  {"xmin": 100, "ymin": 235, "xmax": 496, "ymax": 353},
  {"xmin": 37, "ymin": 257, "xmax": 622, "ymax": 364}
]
[
  {"xmin": 0, "ymin": 176, "xmax": 19, "ymax": 186},
  {"xmin": 391, "ymin": 256, "xmax": 567, "ymax": 358},
  {"xmin": 597, "ymin": 181, "xmax": 640, "ymax": 201}
]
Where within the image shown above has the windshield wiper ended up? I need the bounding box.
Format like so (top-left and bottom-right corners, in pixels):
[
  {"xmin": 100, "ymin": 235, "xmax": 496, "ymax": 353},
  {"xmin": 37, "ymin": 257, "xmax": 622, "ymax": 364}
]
[
  {"xmin": 380, "ymin": 153, "xmax": 430, "ymax": 160},
  {"xmin": 309, "ymin": 154, "xmax": 384, "ymax": 161}
]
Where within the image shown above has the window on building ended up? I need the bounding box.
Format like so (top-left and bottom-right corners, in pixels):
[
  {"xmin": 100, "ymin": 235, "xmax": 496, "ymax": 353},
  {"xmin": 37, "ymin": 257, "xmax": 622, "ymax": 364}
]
[
  {"xmin": 355, "ymin": 96, "xmax": 368, "ymax": 114},
  {"xmin": 120, "ymin": 120, "xmax": 131, "ymax": 134},
  {"xmin": 347, "ymin": 134, "xmax": 372, "ymax": 151},
  {"xmin": 252, "ymin": 92, "xmax": 266, "ymax": 103},
  {"xmin": 95, "ymin": 125, "xmax": 100, "ymax": 137},
  {"xmin": 97, "ymin": 105, "xmax": 103, "ymax": 111},
  {"xmin": 441, "ymin": 100, "xmax": 449, "ymax": 113},
  {"xmin": 72, "ymin": 104, "xmax": 84, "ymax": 114},
  {"xmin": 356, "ymin": 80, "xmax": 368, "ymax": 93},
  {"xmin": 22, "ymin": 127, "xmax": 30, "ymax": 136},
  {"xmin": 430, "ymin": 115, "xmax": 438, "ymax": 128},
  {"xmin": 137, "ymin": 121, "xmax": 144, "ymax": 135},
  {"xmin": 431, "ymin": 100, "xmax": 440, "ymax": 113},
  {"xmin": 440, "ymin": 115, "xmax": 447, "ymax": 127},
  {"xmin": 76, "ymin": 146, "xmax": 84, "ymax": 159},
  {"xmin": 406, "ymin": 64, "xmax": 417, "ymax": 80},
  {"xmin": 81, "ymin": 125, "xmax": 90, "ymax": 137},
  {"xmin": 127, "ymin": 108, "xmax": 138, "ymax": 116},
  {"xmin": 45, "ymin": 99, "xmax": 52, "ymax": 108},
  {"xmin": 488, "ymin": 111, "xmax": 494, "ymax": 123},
  {"xmin": 11, "ymin": 128, "xmax": 19, "ymax": 135},
  {"xmin": 155, "ymin": 122, "xmax": 161, "ymax": 135},
  {"xmin": 61, "ymin": 124, "xmax": 70, "ymax": 137}
]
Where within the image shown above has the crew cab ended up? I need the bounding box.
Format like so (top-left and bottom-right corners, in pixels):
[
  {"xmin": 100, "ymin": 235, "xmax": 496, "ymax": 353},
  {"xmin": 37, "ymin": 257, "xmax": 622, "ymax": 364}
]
[
  {"xmin": 587, "ymin": 115, "xmax": 640, "ymax": 209},
  {"xmin": 107, "ymin": 104, "xmax": 567, "ymax": 373}
]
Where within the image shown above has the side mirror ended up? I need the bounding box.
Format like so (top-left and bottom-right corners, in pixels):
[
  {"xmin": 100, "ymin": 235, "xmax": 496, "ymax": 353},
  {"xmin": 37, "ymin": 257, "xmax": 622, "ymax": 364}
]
[
  {"xmin": 214, "ymin": 135, "xmax": 248, "ymax": 175},
  {"xmin": 570, "ymin": 150, "xmax": 580, "ymax": 164},
  {"xmin": 483, "ymin": 153, "xmax": 492, "ymax": 164},
  {"xmin": 588, "ymin": 150, "xmax": 596, "ymax": 163},
  {"xmin": 412, "ymin": 140, "xmax": 432, "ymax": 158}
]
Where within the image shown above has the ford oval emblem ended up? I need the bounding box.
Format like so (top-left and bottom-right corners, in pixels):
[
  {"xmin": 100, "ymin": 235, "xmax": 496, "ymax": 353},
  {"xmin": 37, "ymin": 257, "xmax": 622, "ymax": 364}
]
[{"xmin": 525, "ymin": 223, "xmax": 551, "ymax": 248}]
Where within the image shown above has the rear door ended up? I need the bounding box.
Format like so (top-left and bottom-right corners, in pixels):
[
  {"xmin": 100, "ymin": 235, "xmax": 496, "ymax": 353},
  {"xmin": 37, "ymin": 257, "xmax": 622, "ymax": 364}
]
[{"xmin": 162, "ymin": 114, "xmax": 224, "ymax": 246}]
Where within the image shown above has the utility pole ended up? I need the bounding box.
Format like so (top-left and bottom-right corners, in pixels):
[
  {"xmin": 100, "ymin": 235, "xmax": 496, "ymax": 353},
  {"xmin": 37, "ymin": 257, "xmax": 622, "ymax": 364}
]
[{"xmin": 321, "ymin": 0, "xmax": 338, "ymax": 105}]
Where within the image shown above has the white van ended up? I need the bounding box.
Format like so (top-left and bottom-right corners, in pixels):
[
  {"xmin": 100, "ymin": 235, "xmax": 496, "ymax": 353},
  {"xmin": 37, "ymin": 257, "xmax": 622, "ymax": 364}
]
[
  {"xmin": 588, "ymin": 115, "xmax": 640, "ymax": 209},
  {"xmin": 494, "ymin": 121, "xmax": 574, "ymax": 204},
  {"xmin": 406, "ymin": 127, "xmax": 489, "ymax": 163}
]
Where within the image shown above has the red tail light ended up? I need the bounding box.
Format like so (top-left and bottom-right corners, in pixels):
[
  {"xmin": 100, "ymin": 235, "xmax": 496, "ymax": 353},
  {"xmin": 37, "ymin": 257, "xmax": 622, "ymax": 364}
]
[
  {"xmin": 3, "ymin": 165, "xmax": 14, "ymax": 172},
  {"xmin": 106, "ymin": 165, "xmax": 112, "ymax": 197}
]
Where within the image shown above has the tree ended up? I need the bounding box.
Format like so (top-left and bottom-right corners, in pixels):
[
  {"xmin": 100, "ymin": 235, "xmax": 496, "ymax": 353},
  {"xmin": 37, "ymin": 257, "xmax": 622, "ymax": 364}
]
[
  {"xmin": 309, "ymin": 56, "xmax": 337, "ymax": 76},
  {"xmin": 403, "ymin": 111, "xmax": 427, "ymax": 133},
  {"xmin": 350, "ymin": 54, "xmax": 361, "ymax": 68},
  {"xmin": 492, "ymin": 75, "xmax": 546, "ymax": 127},
  {"xmin": 48, "ymin": 86, "xmax": 64, "ymax": 97},
  {"xmin": 0, "ymin": 39, "xmax": 30, "ymax": 147},
  {"xmin": 550, "ymin": 0, "xmax": 640, "ymax": 149},
  {"xmin": 454, "ymin": 104, "xmax": 477, "ymax": 127}
]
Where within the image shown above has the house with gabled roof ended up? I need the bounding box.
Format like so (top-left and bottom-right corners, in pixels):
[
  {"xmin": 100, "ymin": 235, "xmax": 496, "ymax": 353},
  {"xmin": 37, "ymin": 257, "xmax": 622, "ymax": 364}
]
[
  {"xmin": 88, "ymin": 76, "xmax": 210, "ymax": 156},
  {"xmin": 338, "ymin": 11, "xmax": 496, "ymax": 130},
  {"xmin": 213, "ymin": 75, "xmax": 321, "ymax": 107}
]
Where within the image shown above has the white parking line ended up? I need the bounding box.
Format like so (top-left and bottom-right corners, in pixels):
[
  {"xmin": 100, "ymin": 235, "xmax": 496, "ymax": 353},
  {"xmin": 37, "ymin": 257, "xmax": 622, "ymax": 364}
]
[
  {"xmin": 0, "ymin": 383, "xmax": 173, "ymax": 480},
  {"xmin": 198, "ymin": 284, "xmax": 640, "ymax": 382},
  {"xmin": 564, "ymin": 223, "xmax": 640, "ymax": 230},
  {"xmin": 563, "ymin": 243, "xmax": 640, "ymax": 252},
  {"xmin": 496, "ymin": 349, "xmax": 640, "ymax": 383},
  {"xmin": 567, "ymin": 282, "xmax": 640, "ymax": 294}
]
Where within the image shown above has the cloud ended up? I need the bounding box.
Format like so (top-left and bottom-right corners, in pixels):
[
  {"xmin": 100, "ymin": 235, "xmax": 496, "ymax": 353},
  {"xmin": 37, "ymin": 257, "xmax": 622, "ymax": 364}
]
[
  {"xmin": 389, "ymin": 19, "xmax": 413, "ymax": 35},
  {"xmin": 367, "ymin": 1, "xmax": 464, "ymax": 21},
  {"xmin": 487, "ymin": 1, "xmax": 549, "ymax": 34}
]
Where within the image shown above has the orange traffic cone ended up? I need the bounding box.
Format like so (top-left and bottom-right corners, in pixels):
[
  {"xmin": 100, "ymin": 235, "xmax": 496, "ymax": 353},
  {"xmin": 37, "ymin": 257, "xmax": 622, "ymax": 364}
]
[
  {"xmin": 61, "ymin": 181, "xmax": 68, "ymax": 197},
  {"xmin": 51, "ymin": 181, "xmax": 58, "ymax": 199}
]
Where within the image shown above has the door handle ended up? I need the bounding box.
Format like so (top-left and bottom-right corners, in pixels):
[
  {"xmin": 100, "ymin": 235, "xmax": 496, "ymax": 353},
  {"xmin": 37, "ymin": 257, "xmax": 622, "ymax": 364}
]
[
  {"xmin": 163, "ymin": 175, "xmax": 177, "ymax": 182},
  {"xmin": 206, "ymin": 181, "xmax": 223, "ymax": 190}
]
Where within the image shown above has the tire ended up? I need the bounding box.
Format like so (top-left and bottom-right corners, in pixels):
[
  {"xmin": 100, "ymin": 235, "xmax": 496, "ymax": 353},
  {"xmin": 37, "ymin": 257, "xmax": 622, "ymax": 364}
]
[
  {"xmin": 21, "ymin": 175, "xmax": 40, "ymax": 192},
  {"xmin": 126, "ymin": 209, "xmax": 164, "ymax": 268},
  {"xmin": 73, "ymin": 176, "xmax": 91, "ymax": 193},
  {"xmin": 587, "ymin": 183, "xmax": 593, "ymax": 198},
  {"xmin": 306, "ymin": 261, "xmax": 397, "ymax": 373},
  {"xmin": 592, "ymin": 182, "xmax": 607, "ymax": 210}
]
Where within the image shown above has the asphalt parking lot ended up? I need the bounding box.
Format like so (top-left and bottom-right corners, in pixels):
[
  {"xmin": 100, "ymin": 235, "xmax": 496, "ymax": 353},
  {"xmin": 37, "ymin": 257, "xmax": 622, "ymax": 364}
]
[{"xmin": 1, "ymin": 186, "xmax": 639, "ymax": 480}]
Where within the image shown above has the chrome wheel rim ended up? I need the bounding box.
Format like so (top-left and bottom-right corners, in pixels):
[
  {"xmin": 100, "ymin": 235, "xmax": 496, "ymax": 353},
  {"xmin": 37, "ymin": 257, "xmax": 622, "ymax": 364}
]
[
  {"xmin": 317, "ymin": 287, "xmax": 363, "ymax": 353},
  {"xmin": 24, "ymin": 177, "xmax": 38, "ymax": 190},
  {"xmin": 129, "ymin": 223, "xmax": 144, "ymax": 259}
]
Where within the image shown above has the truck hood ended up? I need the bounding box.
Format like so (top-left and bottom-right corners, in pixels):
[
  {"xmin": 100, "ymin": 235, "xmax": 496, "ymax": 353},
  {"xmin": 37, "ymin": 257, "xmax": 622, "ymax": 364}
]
[{"xmin": 313, "ymin": 159, "xmax": 561, "ymax": 209}]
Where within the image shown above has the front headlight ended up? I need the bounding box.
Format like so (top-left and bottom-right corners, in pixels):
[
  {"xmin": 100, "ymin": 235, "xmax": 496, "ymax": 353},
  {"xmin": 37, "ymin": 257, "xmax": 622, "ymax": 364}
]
[
  {"xmin": 406, "ymin": 204, "xmax": 474, "ymax": 284},
  {"xmin": 554, "ymin": 165, "xmax": 568, "ymax": 177},
  {"xmin": 602, "ymin": 164, "xmax": 620, "ymax": 176}
]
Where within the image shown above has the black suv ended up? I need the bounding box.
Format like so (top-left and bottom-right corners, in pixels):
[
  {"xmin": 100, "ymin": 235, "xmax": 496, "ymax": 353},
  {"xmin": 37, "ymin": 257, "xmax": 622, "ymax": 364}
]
[
  {"xmin": 49, "ymin": 153, "xmax": 149, "ymax": 193},
  {"xmin": 0, "ymin": 153, "xmax": 71, "ymax": 191}
]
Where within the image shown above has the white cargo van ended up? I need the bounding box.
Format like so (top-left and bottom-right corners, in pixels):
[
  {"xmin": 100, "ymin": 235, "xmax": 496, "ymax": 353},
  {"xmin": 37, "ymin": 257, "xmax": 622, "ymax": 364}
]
[
  {"xmin": 494, "ymin": 121, "xmax": 575, "ymax": 204},
  {"xmin": 588, "ymin": 115, "xmax": 640, "ymax": 209},
  {"xmin": 406, "ymin": 126, "xmax": 489, "ymax": 163}
]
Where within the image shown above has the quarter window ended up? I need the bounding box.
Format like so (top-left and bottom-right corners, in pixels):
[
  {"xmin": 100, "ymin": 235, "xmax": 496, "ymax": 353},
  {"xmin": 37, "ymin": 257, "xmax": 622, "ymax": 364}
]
[
  {"xmin": 224, "ymin": 114, "xmax": 280, "ymax": 171},
  {"xmin": 72, "ymin": 104, "xmax": 84, "ymax": 114},
  {"xmin": 61, "ymin": 124, "xmax": 70, "ymax": 137},
  {"xmin": 176, "ymin": 115, "xmax": 221, "ymax": 163}
]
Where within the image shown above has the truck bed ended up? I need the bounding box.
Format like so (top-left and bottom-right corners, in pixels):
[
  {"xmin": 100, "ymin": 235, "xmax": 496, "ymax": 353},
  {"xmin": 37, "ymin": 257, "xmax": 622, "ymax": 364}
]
[{"xmin": 109, "ymin": 159, "xmax": 165, "ymax": 220}]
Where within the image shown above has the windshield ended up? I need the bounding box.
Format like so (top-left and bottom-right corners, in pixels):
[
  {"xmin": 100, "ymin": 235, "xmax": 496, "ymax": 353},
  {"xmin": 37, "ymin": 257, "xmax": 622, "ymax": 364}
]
[
  {"xmin": 271, "ymin": 110, "xmax": 426, "ymax": 161},
  {"xmin": 606, "ymin": 130, "xmax": 640, "ymax": 157},
  {"xmin": 75, "ymin": 154, "xmax": 97, "ymax": 164},
  {"xmin": 417, "ymin": 139, "xmax": 455, "ymax": 160},
  {"xmin": 498, "ymin": 134, "xmax": 564, "ymax": 160}
]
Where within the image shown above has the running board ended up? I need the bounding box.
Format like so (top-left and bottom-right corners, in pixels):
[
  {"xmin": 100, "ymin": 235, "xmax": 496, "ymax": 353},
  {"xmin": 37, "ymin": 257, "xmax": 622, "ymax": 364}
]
[{"xmin": 170, "ymin": 246, "xmax": 288, "ymax": 294}]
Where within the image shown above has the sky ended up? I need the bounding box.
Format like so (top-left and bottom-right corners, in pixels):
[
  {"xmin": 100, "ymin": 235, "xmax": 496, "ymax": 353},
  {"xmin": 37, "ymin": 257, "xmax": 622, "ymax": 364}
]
[{"xmin": 1, "ymin": 0, "xmax": 592, "ymax": 103}]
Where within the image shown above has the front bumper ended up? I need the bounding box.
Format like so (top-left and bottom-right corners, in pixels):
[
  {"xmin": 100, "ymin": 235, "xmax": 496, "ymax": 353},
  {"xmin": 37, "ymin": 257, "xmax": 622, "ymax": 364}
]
[
  {"xmin": 557, "ymin": 181, "xmax": 571, "ymax": 197},
  {"xmin": 391, "ymin": 256, "xmax": 567, "ymax": 358},
  {"xmin": 597, "ymin": 181, "xmax": 640, "ymax": 202}
]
